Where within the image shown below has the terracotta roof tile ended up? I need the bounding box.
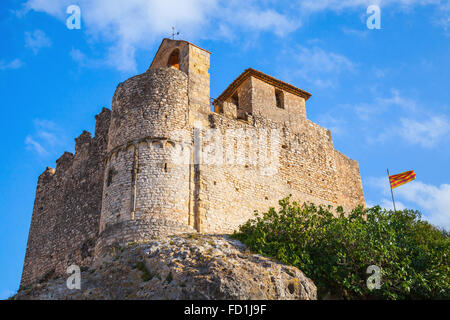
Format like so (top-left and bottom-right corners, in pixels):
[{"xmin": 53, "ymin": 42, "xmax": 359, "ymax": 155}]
[{"xmin": 215, "ymin": 68, "xmax": 312, "ymax": 103}]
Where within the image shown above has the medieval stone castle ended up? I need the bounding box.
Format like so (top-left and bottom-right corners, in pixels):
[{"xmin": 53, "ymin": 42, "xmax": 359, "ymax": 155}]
[{"xmin": 21, "ymin": 39, "xmax": 365, "ymax": 287}]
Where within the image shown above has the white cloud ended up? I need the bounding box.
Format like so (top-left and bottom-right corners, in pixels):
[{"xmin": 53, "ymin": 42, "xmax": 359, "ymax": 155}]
[
  {"xmin": 372, "ymin": 67, "xmax": 388, "ymax": 78},
  {"xmin": 299, "ymin": 0, "xmax": 442, "ymax": 13},
  {"xmin": 25, "ymin": 119, "xmax": 66, "ymax": 157},
  {"xmin": 398, "ymin": 116, "xmax": 450, "ymax": 147},
  {"xmin": 25, "ymin": 29, "xmax": 52, "ymax": 54},
  {"xmin": 353, "ymin": 89, "xmax": 417, "ymax": 122},
  {"xmin": 368, "ymin": 198, "xmax": 407, "ymax": 211},
  {"xmin": 366, "ymin": 176, "xmax": 450, "ymax": 230},
  {"xmin": 24, "ymin": 0, "xmax": 300, "ymax": 72},
  {"xmin": 222, "ymin": 6, "xmax": 300, "ymax": 37},
  {"xmin": 341, "ymin": 27, "xmax": 369, "ymax": 38},
  {"xmin": 438, "ymin": 15, "xmax": 450, "ymax": 34},
  {"xmin": 300, "ymin": 0, "xmax": 374, "ymax": 12},
  {"xmin": 435, "ymin": 1, "xmax": 450, "ymax": 35},
  {"xmin": 22, "ymin": 0, "xmax": 449, "ymax": 71},
  {"xmin": 299, "ymin": 0, "xmax": 450, "ymax": 37},
  {"xmin": 316, "ymin": 113, "xmax": 348, "ymax": 136},
  {"xmin": 338, "ymin": 89, "xmax": 449, "ymax": 148},
  {"xmin": 280, "ymin": 45, "xmax": 356, "ymax": 88},
  {"xmin": 24, "ymin": 0, "xmax": 70, "ymax": 17},
  {"xmin": 377, "ymin": 90, "xmax": 417, "ymax": 110},
  {"xmin": 70, "ymin": 48, "xmax": 85, "ymax": 63},
  {"xmin": 70, "ymin": 48, "xmax": 103, "ymax": 68},
  {"xmin": 366, "ymin": 176, "xmax": 391, "ymax": 195},
  {"xmin": 0, "ymin": 58, "xmax": 24, "ymax": 71},
  {"xmin": 383, "ymin": 199, "xmax": 406, "ymax": 211},
  {"xmin": 25, "ymin": 136, "xmax": 48, "ymax": 156},
  {"xmin": 396, "ymin": 181, "xmax": 450, "ymax": 230},
  {"xmin": 370, "ymin": 113, "xmax": 450, "ymax": 147}
]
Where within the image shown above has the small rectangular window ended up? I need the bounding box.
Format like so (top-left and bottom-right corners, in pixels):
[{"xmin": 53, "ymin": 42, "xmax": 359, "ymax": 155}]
[
  {"xmin": 106, "ymin": 168, "xmax": 116, "ymax": 187},
  {"xmin": 275, "ymin": 89, "xmax": 284, "ymax": 109},
  {"xmin": 231, "ymin": 93, "xmax": 239, "ymax": 108}
]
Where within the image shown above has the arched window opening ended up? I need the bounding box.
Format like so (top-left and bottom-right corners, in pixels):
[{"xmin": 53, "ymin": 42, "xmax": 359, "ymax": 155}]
[{"xmin": 167, "ymin": 49, "xmax": 180, "ymax": 70}]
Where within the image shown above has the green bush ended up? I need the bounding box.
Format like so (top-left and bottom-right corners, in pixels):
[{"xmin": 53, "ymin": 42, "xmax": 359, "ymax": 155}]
[{"xmin": 232, "ymin": 197, "xmax": 450, "ymax": 300}]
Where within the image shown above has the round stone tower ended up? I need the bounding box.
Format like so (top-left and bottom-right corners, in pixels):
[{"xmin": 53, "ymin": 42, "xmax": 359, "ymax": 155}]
[
  {"xmin": 95, "ymin": 69, "xmax": 194, "ymax": 257},
  {"xmin": 95, "ymin": 39, "xmax": 211, "ymax": 258}
]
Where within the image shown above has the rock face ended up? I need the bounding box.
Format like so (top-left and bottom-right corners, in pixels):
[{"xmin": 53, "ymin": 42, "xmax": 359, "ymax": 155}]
[{"xmin": 15, "ymin": 234, "xmax": 316, "ymax": 300}]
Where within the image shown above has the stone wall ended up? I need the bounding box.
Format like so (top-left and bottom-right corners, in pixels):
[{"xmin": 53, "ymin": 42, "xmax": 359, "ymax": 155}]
[
  {"xmin": 193, "ymin": 111, "xmax": 358, "ymax": 234},
  {"xmin": 187, "ymin": 44, "xmax": 211, "ymax": 115},
  {"xmin": 107, "ymin": 68, "xmax": 190, "ymax": 151},
  {"xmin": 250, "ymin": 77, "xmax": 307, "ymax": 125},
  {"xmin": 334, "ymin": 150, "xmax": 365, "ymax": 209},
  {"xmin": 20, "ymin": 108, "xmax": 111, "ymax": 287}
]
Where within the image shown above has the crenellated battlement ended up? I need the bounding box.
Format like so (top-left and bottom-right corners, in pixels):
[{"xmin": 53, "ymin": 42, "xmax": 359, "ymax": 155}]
[
  {"xmin": 21, "ymin": 38, "xmax": 365, "ymax": 287},
  {"xmin": 75, "ymin": 131, "xmax": 92, "ymax": 153},
  {"xmin": 38, "ymin": 166, "xmax": 55, "ymax": 183},
  {"xmin": 94, "ymin": 107, "xmax": 111, "ymax": 139},
  {"xmin": 55, "ymin": 151, "xmax": 74, "ymax": 171},
  {"xmin": 21, "ymin": 107, "xmax": 112, "ymax": 288}
]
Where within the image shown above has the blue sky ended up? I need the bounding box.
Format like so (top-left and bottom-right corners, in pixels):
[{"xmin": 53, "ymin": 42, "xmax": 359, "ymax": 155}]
[{"xmin": 0, "ymin": 0, "xmax": 449, "ymax": 299}]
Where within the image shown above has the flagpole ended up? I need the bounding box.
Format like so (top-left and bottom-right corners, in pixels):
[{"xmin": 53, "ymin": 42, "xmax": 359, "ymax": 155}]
[{"xmin": 387, "ymin": 168, "xmax": 397, "ymax": 211}]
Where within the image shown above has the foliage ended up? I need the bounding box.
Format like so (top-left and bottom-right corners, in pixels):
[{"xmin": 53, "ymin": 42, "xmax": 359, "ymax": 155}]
[
  {"xmin": 232, "ymin": 197, "xmax": 450, "ymax": 299},
  {"xmin": 166, "ymin": 271, "xmax": 173, "ymax": 284},
  {"xmin": 135, "ymin": 261, "xmax": 154, "ymax": 282}
]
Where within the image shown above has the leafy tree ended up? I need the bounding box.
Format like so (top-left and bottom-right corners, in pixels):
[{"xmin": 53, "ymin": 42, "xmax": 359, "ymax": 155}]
[{"xmin": 232, "ymin": 197, "xmax": 450, "ymax": 299}]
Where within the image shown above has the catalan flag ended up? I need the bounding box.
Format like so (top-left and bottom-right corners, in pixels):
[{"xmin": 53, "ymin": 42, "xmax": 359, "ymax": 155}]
[{"xmin": 389, "ymin": 170, "xmax": 416, "ymax": 189}]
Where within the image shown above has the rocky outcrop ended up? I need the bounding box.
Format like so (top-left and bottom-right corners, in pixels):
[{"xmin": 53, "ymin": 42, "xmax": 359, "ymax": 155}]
[{"xmin": 15, "ymin": 234, "xmax": 316, "ymax": 300}]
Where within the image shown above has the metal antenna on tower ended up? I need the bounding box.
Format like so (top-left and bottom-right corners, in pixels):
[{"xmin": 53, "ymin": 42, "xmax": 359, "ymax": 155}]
[{"xmin": 172, "ymin": 26, "xmax": 180, "ymax": 40}]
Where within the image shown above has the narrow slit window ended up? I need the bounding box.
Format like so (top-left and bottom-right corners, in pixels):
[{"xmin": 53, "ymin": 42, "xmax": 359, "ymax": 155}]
[
  {"xmin": 106, "ymin": 168, "xmax": 116, "ymax": 187},
  {"xmin": 231, "ymin": 93, "xmax": 239, "ymax": 108},
  {"xmin": 275, "ymin": 89, "xmax": 284, "ymax": 109}
]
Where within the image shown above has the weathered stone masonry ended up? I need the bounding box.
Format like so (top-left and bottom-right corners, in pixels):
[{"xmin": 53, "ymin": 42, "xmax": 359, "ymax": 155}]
[
  {"xmin": 21, "ymin": 108, "xmax": 110, "ymax": 287},
  {"xmin": 21, "ymin": 38, "xmax": 365, "ymax": 287}
]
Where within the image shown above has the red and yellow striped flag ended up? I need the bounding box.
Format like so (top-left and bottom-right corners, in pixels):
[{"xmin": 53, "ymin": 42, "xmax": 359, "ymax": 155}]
[{"xmin": 389, "ymin": 170, "xmax": 416, "ymax": 189}]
